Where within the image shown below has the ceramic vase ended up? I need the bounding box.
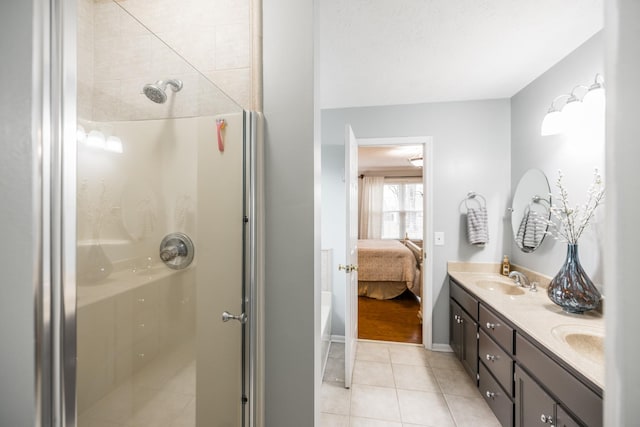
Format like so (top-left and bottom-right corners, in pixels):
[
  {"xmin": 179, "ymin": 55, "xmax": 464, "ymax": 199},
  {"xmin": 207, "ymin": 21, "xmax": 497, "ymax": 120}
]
[{"xmin": 547, "ymin": 244, "xmax": 601, "ymax": 313}]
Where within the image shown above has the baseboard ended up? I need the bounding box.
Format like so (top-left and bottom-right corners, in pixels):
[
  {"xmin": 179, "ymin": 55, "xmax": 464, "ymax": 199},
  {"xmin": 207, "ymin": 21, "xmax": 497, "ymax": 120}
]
[
  {"xmin": 331, "ymin": 335, "xmax": 345, "ymax": 343},
  {"xmin": 431, "ymin": 343, "xmax": 453, "ymax": 352}
]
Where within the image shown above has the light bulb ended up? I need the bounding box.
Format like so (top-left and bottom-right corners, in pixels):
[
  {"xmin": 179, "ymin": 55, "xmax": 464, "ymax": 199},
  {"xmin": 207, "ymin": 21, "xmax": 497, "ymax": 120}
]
[
  {"xmin": 561, "ymin": 97, "xmax": 585, "ymax": 133},
  {"xmin": 541, "ymin": 110, "xmax": 563, "ymax": 136}
]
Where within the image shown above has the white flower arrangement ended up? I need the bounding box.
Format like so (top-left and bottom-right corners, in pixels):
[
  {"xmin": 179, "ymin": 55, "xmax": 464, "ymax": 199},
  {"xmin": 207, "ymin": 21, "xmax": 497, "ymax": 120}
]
[{"xmin": 545, "ymin": 169, "xmax": 605, "ymax": 244}]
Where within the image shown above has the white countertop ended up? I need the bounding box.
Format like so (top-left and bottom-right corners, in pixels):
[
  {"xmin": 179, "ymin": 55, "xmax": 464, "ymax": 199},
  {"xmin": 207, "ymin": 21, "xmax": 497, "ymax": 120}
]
[{"xmin": 448, "ymin": 266, "xmax": 604, "ymax": 391}]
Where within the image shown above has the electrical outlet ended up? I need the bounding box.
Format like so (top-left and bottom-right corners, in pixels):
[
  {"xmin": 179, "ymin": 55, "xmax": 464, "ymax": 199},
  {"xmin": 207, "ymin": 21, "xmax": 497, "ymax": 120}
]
[{"xmin": 435, "ymin": 232, "xmax": 445, "ymax": 246}]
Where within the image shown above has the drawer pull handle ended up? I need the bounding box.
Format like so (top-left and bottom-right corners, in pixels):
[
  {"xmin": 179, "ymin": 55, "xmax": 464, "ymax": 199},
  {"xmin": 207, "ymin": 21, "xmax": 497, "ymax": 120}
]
[
  {"xmin": 485, "ymin": 390, "xmax": 495, "ymax": 399},
  {"xmin": 485, "ymin": 354, "xmax": 496, "ymax": 362},
  {"xmin": 540, "ymin": 414, "xmax": 553, "ymax": 424},
  {"xmin": 486, "ymin": 322, "xmax": 496, "ymax": 329}
]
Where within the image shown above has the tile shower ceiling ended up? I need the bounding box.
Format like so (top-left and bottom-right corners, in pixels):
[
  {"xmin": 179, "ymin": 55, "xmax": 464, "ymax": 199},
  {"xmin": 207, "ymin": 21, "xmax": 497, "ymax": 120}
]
[{"xmin": 318, "ymin": 0, "xmax": 603, "ymax": 109}]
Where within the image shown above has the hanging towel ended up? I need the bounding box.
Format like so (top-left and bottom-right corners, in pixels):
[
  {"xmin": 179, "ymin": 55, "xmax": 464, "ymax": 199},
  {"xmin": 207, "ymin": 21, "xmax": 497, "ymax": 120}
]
[
  {"xmin": 516, "ymin": 206, "xmax": 546, "ymax": 250},
  {"xmin": 467, "ymin": 206, "xmax": 489, "ymax": 245}
]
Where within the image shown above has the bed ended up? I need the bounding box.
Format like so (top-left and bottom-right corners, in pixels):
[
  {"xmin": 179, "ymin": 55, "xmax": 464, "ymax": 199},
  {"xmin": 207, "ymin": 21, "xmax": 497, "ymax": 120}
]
[{"xmin": 357, "ymin": 239, "xmax": 421, "ymax": 300}]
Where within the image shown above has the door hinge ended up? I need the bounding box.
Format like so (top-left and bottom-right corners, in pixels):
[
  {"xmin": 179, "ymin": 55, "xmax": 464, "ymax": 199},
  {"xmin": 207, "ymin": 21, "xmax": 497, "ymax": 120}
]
[
  {"xmin": 242, "ymin": 394, "xmax": 248, "ymax": 404},
  {"xmin": 477, "ymin": 373, "xmax": 480, "ymax": 381},
  {"xmin": 477, "ymin": 332, "xmax": 480, "ymax": 340}
]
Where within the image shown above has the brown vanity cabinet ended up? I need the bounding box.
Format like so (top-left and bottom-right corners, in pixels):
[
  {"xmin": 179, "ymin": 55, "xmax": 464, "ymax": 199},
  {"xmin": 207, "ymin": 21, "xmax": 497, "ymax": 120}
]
[
  {"xmin": 515, "ymin": 365, "xmax": 582, "ymax": 427},
  {"xmin": 449, "ymin": 276, "xmax": 603, "ymax": 427},
  {"xmin": 450, "ymin": 282, "xmax": 479, "ymax": 381},
  {"xmin": 515, "ymin": 334, "xmax": 602, "ymax": 427},
  {"xmin": 478, "ymin": 303, "xmax": 516, "ymax": 427}
]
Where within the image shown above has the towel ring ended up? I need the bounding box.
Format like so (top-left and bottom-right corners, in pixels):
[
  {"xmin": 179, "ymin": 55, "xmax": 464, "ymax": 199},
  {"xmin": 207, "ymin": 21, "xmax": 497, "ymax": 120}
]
[{"xmin": 464, "ymin": 191, "xmax": 486, "ymax": 211}]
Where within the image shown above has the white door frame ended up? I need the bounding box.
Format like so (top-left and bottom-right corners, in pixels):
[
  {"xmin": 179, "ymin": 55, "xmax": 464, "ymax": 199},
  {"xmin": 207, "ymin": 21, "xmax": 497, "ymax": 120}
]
[{"xmin": 356, "ymin": 136, "xmax": 434, "ymax": 350}]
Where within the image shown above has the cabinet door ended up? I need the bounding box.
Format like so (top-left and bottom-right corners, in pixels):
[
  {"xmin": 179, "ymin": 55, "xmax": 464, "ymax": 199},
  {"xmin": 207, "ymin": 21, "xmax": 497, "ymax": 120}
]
[
  {"xmin": 460, "ymin": 306, "xmax": 478, "ymax": 381},
  {"xmin": 515, "ymin": 366, "xmax": 555, "ymax": 427},
  {"xmin": 555, "ymin": 406, "xmax": 581, "ymax": 427},
  {"xmin": 450, "ymin": 301, "xmax": 463, "ymax": 361}
]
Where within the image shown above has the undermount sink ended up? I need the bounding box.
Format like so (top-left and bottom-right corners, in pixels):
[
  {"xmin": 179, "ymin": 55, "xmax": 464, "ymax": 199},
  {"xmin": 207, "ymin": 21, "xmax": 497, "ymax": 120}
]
[
  {"xmin": 551, "ymin": 325, "xmax": 604, "ymax": 365},
  {"xmin": 475, "ymin": 280, "xmax": 526, "ymax": 296}
]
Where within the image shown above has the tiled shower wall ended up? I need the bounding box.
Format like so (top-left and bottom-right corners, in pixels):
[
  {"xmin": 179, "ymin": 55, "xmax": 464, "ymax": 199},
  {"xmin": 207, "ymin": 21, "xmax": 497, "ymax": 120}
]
[{"xmin": 78, "ymin": 0, "xmax": 255, "ymax": 121}]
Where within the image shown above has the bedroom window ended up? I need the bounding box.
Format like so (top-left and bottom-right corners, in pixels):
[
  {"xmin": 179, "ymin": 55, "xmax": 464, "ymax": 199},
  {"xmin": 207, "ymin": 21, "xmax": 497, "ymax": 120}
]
[{"xmin": 382, "ymin": 180, "xmax": 423, "ymax": 239}]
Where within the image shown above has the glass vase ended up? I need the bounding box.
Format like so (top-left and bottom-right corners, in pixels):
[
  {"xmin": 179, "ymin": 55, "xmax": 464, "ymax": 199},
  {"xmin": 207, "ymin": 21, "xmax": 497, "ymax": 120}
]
[{"xmin": 547, "ymin": 244, "xmax": 601, "ymax": 313}]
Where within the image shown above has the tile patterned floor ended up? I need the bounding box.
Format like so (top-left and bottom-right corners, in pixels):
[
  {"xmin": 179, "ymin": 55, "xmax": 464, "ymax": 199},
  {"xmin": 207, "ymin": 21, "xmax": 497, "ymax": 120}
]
[{"xmin": 321, "ymin": 341, "xmax": 501, "ymax": 427}]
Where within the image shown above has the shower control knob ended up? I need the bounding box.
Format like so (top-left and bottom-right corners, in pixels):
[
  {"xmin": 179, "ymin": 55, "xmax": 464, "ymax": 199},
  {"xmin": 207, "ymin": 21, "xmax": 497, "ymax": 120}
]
[{"xmin": 159, "ymin": 232, "xmax": 195, "ymax": 270}]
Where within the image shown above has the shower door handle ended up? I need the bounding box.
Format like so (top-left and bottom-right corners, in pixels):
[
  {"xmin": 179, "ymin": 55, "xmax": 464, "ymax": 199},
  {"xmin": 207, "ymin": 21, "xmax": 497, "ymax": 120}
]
[{"xmin": 222, "ymin": 311, "xmax": 247, "ymax": 324}]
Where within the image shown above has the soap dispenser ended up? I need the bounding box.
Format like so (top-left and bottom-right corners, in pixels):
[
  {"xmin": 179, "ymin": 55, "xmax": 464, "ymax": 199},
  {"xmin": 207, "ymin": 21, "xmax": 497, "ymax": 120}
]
[{"xmin": 502, "ymin": 255, "xmax": 510, "ymax": 276}]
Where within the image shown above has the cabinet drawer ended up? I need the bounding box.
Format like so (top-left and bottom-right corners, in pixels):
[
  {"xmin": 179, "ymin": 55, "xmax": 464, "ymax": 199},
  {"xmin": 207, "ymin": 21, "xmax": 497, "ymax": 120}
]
[
  {"xmin": 450, "ymin": 280, "xmax": 478, "ymax": 320},
  {"xmin": 515, "ymin": 334, "xmax": 602, "ymax": 427},
  {"xmin": 480, "ymin": 304, "xmax": 514, "ymax": 353},
  {"xmin": 480, "ymin": 329, "xmax": 514, "ymax": 396},
  {"xmin": 480, "ymin": 363, "xmax": 514, "ymax": 427}
]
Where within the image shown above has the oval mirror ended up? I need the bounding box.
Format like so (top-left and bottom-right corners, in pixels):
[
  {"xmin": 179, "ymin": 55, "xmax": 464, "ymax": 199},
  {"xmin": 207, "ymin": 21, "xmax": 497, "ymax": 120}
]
[{"xmin": 511, "ymin": 169, "xmax": 551, "ymax": 252}]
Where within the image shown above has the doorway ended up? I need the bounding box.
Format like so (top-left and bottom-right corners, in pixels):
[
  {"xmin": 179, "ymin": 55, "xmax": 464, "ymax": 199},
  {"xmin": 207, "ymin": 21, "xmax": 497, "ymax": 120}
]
[{"xmin": 356, "ymin": 141, "xmax": 430, "ymax": 345}]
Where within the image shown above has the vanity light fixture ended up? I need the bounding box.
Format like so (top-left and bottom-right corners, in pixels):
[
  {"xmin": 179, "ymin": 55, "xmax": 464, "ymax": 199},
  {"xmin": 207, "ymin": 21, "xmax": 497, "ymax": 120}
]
[
  {"xmin": 409, "ymin": 155, "xmax": 423, "ymax": 168},
  {"xmin": 583, "ymin": 74, "xmax": 606, "ymax": 112},
  {"xmin": 562, "ymin": 85, "xmax": 589, "ymax": 130},
  {"xmin": 540, "ymin": 95, "xmax": 570, "ymax": 136},
  {"xmin": 540, "ymin": 74, "xmax": 605, "ymax": 136}
]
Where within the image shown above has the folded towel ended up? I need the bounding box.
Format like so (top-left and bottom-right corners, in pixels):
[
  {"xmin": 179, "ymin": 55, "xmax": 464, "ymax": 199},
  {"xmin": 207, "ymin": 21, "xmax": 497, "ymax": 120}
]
[
  {"xmin": 516, "ymin": 207, "xmax": 545, "ymax": 250},
  {"xmin": 467, "ymin": 206, "xmax": 489, "ymax": 245}
]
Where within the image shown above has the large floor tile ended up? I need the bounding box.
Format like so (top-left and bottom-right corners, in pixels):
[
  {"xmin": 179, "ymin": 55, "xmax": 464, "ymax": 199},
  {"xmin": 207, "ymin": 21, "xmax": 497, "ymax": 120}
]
[
  {"xmin": 329, "ymin": 342, "xmax": 346, "ymax": 360},
  {"xmin": 426, "ymin": 351, "xmax": 464, "ymax": 371},
  {"xmin": 392, "ymin": 364, "xmax": 440, "ymax": 392},
  {"xmin": 321, "ymin": 381, "xmax": 351, "ymax": 415},
  {"xmin": 444, "ymin": 394, "xmax": 501, "ymax": 427},
  {"xmin": 432, "ymin": 367, "xmax": 481, "ymax": 398},
  {"xmin": 356, "ymin": 341, "xmax": 391, "ymax": 363},
  {"xmin": 396, "ymin": 389, "xmax": 455, "ymax": 427},
  {"xmin": 324, "ymin": 355, "xmax": 346, "ymax": 383},
  {"xmin": 350, "ymin": 417, "xmax": 403, "ymax": 426},
  {"xmin": 350, "ymin": 384, "xmax": 401, "ymax": 422},
  {"xmin": 388, "ymin": 345, "xmax": 429, "ymax": 367},
  {"xmin": 320, "ymin": 412, "xmax": 350, "ymax": 427},
  {"xmin": 353, "ymin": 360, "xmax": 396, "ymax": 388}
]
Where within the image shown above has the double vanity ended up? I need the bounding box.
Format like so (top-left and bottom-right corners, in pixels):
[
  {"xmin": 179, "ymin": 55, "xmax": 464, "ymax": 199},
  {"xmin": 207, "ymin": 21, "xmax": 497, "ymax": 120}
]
[{"xmin": 448, "ymin": 263, "xmax": 603, "ymax": 427}]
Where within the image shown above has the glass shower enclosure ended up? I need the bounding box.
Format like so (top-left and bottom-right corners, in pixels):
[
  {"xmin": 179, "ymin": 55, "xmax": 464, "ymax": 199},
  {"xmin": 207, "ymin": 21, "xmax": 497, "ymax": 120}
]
[{"xmin": 69, "ymin": 1, "xmax": 260, "ymax": 426}]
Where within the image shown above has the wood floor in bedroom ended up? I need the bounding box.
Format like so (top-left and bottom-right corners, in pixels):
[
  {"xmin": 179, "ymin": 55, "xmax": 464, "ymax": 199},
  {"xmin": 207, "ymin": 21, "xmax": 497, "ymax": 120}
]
[{"xmin": 358, "ymin": 290, "xmax": 422, "ymax": 344}]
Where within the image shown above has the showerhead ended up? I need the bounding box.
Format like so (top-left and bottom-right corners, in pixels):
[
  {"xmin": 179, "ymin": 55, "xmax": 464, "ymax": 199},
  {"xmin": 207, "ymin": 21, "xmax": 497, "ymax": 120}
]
[{"xmin": 142, "ymin": 79, "xmax": 183, "ymax": 104}]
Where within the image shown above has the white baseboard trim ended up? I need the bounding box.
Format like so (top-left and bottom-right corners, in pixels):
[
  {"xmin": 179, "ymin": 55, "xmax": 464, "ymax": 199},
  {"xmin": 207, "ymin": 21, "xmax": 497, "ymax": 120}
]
[
  {"xmin": 431, "ymin": 343, "xmax": 453, "ymax": 352},
  {"xmin": 331, "ymin": 335, "xmax": 345, "ymax": 343}
]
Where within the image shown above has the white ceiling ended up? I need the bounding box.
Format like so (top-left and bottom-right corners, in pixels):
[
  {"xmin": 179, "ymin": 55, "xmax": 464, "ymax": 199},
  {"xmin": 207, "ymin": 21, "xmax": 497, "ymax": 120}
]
[
  {"xmin": 318, "ymin": 0, "xmax": 603, "ymax": 109},
  {"xmin": 358, "ymin": 145, "xmax": 423, "ymax": 175}
]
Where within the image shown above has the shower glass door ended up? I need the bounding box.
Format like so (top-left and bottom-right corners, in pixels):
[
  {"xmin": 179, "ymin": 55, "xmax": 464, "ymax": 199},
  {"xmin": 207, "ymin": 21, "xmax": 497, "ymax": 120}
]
[{"xmin": 74, "ymin": 1, "xmax": 250, "ymax": 425}]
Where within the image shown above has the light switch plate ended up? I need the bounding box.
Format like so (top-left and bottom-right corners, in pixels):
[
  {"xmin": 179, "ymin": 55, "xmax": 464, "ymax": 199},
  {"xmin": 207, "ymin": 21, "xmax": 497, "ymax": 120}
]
[{"xmin": 435, "ymin": 232, "xmax": 445, "ymax": 246}]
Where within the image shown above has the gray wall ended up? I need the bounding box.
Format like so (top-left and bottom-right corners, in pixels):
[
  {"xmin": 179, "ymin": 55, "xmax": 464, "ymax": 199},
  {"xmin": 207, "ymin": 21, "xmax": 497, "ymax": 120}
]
[
  {"xmin": 263, "ymin": 0, "xmax": 317, "ymax": 425},
  {"xmin": 321, "ymin": 100, "xmax": 511, "ymax": 344},
  {"xmin": 510, "ymin": 33, "xmax": 606, "ymax": 287},
  {"xmin": 0, "ymin": 2, "xmax": 38, "ymax": 426},
  {"xmin": 604, "ymin": 1, "xmax": 640, "ymax": 424},
  {"xmin": 321, "ymin": 145, "xmax": 347, "ymax": 335}
]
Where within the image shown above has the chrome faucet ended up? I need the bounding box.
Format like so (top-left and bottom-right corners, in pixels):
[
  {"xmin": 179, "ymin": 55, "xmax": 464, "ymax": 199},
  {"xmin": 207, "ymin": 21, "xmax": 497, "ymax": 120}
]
[{"xmin": 508, "ymin": 271, "xmax": 530, "ymax": 288}]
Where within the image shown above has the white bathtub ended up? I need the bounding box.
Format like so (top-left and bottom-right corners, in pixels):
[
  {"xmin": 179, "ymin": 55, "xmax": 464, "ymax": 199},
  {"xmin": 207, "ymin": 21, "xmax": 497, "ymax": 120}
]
[{"xmin": 321, "ymin": 291, "xmax": 332, "ymax": 376}]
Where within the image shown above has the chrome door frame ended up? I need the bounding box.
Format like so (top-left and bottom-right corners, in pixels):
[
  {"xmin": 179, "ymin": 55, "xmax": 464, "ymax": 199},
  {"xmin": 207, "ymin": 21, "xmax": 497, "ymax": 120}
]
[
  {"xmin": 42, "ymin": 0, "xmax": 78, "ymax": 425},
  {"xmin": 243, "ymin": 111, "xmax": 264, "ymax": 427}
]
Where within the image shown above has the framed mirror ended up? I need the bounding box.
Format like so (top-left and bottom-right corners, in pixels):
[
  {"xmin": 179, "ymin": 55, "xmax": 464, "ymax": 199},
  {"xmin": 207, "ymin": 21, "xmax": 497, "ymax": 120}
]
[{"xmin": 511, "ymin": 169, "xmax": 551, "ymax": 252}]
